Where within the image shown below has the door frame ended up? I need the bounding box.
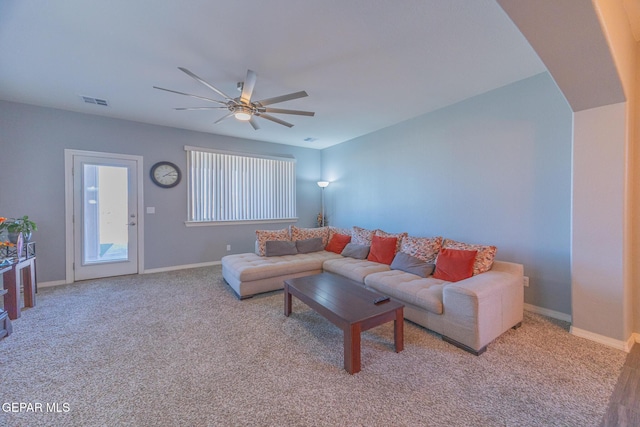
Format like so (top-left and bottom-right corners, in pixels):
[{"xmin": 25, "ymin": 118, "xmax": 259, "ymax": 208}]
[{"xmin": 64, "ymin": 149, "xmax": 145, "ymax": 284}]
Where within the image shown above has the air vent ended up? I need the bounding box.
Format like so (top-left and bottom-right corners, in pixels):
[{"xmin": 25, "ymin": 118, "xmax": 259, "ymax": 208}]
[
  {"xmin": 80, "ymin": 96, "xmax": 109, "ymax": 107},
  {"xmin": 304, "ymin": 137, "xmax": 318, "ymax": 143}
]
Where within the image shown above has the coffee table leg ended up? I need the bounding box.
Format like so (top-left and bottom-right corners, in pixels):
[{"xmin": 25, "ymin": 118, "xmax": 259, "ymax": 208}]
[
  {"xmin": 344, "ymin": 323, "xmax": 361, "ymax": 374},
  {"xmin": 394, "ymin": 307, "xmax": 404, "ymax": 352},
  {"xmin": 284, "ymin": 284, "xmax": 292, "ymax": 317}
]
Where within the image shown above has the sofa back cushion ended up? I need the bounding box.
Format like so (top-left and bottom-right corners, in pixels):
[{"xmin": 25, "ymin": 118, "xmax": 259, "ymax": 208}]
[
  {"xmin": 265, "ymin": 240, "xmax": 298, "ymax": 257},
  {"xmin": 400, "ymin": 235, "xmax": 443, "ymax": 263},
  {"xmin": 367, "ymin": 235, "xmax": 398, "ymax": 265},
  {"xmin": 325, "ymin": 233, "xmax": 351, "ymax": 254},
  {"xmin": 328, "ymin": 226, "xmax": 351, "ymax": 240},
  {"xmin": 256, "ymin": 228, "xmax": 291, "ymax": 256},
  {"xmin": 352, "ymin": 226, "xmax": 376, "ymax": 245},
  {"xmin": 433, "ymin": 248, "xmax": 477, "ymax": 282},
  {"xmin": 442, "ymin": 238, "xmax": 497, "ymax": 275},
  {"xmin": 390, "ymin": 252, "xmax": 435, "ymax": 278},
  {"xmin": 295, "ymin": 237, "xmax": 324, "ymax": 254},
  {"xmin": 376, "ymin": 229, "xmax": 408, "ymax": 253},
  {"xmin": 290, "ymin": 225, "xmax": 330, "ymax": 246},
  {"xmin": 341, "ymin": 243, "xmax": 370, "ymax": 259}
]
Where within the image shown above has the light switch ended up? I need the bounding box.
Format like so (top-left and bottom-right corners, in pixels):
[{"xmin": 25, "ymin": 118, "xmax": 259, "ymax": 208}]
[{"xmin": 146, "ymin": 207, "xmax": 156, "ymax": 214}]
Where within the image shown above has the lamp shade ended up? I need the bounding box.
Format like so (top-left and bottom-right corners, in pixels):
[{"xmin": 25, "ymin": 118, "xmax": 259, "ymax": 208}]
[{"xmin": 317, "ymin": 181, "xmax": 329, "ymax": 188}]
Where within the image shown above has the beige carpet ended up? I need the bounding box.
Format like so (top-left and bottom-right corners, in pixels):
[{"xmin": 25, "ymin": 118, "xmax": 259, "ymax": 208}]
[{"xmin": 0, "ymin": 266, "xmax": 627, "ymax": 426}]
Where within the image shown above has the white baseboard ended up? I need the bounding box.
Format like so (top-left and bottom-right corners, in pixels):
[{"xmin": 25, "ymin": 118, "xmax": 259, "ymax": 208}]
[
  {"xmin": 143, "ymin": 260, "xmax": 221, "ymax": 274},
  {"xmin": 524, "ymin": 303, "xmax": 572, "ymax": 323},
  {"xmin": 37, "ymin": 262, "xmax": 221, "ymax": 288},
  {"xmin": 570, "ymin": 326, "xmax": 637, "ymax": 353},
  {"xmin": 524, "ymin": 304, "xmax": 638, "ymax": 353}
]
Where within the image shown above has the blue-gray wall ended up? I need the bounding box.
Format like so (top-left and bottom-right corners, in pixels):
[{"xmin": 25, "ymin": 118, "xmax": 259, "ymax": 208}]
[
  {"xmin": 0, "ymin": 100, "xmax": 322, "ymax": 282},
  {"xmin": 321, "ymin": 73, "xmax": 573, "ymax": 314}
]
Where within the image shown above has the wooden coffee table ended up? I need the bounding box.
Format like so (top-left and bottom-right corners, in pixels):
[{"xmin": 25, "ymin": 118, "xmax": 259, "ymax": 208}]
[{"xmin": 284, "ymin": 272, "xmax": 404, "ymax": 374}]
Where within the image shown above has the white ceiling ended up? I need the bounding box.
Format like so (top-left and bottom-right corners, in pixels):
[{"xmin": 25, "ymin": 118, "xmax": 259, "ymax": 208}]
[{"xmin": 0, "ymin": 0, "xmax": 546, "ymax": 149}]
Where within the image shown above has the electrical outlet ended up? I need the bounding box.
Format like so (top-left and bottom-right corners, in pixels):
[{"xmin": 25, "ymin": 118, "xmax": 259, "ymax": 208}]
[
  {"xmin": 523, "ymin": 276, "xmax": 529, "ymax": 287},
  {"xmin": 226, "ymin": 244, "xmax": 231, "ymax": 251}
]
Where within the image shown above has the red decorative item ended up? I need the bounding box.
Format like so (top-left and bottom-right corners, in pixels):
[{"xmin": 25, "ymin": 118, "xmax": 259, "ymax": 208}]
[
  {"xmin": 367, "ymin": 235, "xmax": 398, "ymax": 265},
  {"xmin": 433, "ymin": 248, "xmax": 477, "ymax": 282},
  {"xmin": 325, "ymin": 233, "xmax": 351, "ymax": 254}
]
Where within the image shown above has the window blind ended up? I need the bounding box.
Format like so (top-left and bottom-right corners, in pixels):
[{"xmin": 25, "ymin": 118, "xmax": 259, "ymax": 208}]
[{"xmin": 187, "ymin": 148, "xmax": 296, "ymax": 223}]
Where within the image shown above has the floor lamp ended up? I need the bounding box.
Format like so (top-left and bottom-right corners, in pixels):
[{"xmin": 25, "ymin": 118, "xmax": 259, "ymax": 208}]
[{"xmin": 317, "ymin": 181, "xmax": 329, "ymax": 227}]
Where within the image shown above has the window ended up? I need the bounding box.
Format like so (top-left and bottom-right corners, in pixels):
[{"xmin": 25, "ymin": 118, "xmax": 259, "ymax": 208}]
[{"xmin": 186, "ymin": 146, "xmax": 296, "ymax": 223}]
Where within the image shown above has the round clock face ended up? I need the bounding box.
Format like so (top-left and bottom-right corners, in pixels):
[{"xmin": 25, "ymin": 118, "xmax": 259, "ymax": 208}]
[{"xmin": 150, "ymin": 162, "xmax": 181, "ymax": 188}]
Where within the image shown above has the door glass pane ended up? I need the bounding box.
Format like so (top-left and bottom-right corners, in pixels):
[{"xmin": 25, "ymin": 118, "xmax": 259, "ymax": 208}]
[{"xmin": 82, "ymin": 164, "xmax": 129, "ymax": 264}]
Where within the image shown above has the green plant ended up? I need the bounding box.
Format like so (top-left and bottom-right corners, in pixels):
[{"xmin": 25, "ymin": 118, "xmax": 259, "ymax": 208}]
[{"xmin": 0, "ymin": 215, "xmax": 37, "ymax": 236}]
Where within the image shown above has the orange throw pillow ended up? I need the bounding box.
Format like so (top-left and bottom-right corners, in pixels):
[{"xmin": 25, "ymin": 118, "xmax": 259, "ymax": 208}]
[
  {"xmin": 367, "ymin": 235, "xmax": 398, "ymax": 265},
  {"xmin": 433, "ymin": 248, "xmax": 477, "ymax": 282},
  {"xmin": 325, "ymin": 233, "xmax": 351, "ymax": 254}
]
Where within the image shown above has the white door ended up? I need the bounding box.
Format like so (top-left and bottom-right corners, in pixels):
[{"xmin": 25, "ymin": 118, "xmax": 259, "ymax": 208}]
[{"xmin": 71, "ymin": 154, "xmax": 140, "ymax": 281}]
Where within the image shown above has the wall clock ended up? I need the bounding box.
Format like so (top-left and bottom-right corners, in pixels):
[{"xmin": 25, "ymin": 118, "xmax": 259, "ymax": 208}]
[{"xmin": 150, "ymin": 161, "xmax": 181, "ymax": 188}]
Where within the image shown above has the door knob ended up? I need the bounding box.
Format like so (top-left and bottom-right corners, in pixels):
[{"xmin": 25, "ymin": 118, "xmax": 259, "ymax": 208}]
[{"xmin": 128, "ymin": 222, "xmax": 136, "ymax": 226}]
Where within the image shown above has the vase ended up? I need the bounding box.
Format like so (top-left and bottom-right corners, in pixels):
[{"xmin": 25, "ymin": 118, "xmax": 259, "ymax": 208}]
[{"xmin": 8, "ymin": 232, "xmax": 30, "ymax": 243}]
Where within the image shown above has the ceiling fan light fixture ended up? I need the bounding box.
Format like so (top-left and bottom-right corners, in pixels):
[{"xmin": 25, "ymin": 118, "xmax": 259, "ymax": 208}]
[{"xmin": 234, "ymin": 106, "xmax": 252, "ymax": 121}]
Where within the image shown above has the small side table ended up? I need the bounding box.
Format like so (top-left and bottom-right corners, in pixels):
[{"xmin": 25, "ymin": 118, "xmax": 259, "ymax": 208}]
[{"xmin": 2, "ymin": 257, "xmax": 36, "ymax": 320}]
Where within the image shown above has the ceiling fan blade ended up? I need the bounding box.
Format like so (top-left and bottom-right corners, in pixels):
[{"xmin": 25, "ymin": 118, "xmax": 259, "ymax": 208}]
[
  {"xmin": 249, "ymin": 117, "xmax": 260, "ymax": 130},
  {"xmin": 255, "ymin": 91, "xmax": 308, "ymax": 107},
  {"xmin": 240, "ymin": 69, "xmax": 257, "ymax": 105},
  {"xmin": 262, "ymin": 107, "xmax": 315, "ymax": 116},
  {"xmin": 153, "ymin": 86, "xmax": 228, "ymax": 105},
  {"xmin": 175, "ymin": 107, "xmax": 228, "ymax": 110},
  {"xmin": 178, "ymin": 67, "xmax": 234, "ymax": 101},
  {"xmin": 256, "ymin": 113, "xmax": 294, "ymax": 128},
  {"xmin": 214, "ymin": 112, "xmax": 235, "ymax": 124}
]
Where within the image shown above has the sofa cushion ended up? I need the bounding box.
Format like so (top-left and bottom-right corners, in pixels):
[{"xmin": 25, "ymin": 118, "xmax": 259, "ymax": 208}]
[
  {"xmin": 295, "ymin": 237, "xmax": 324, "ymax": 254},
  {"xmin": 365, "ymin": 270, "xmax": 446, "ymax": 314},
  {"xmin": 390, "ymin": 252, "xmax": 435, "ymax": 278},
  {"xmin": 328, "ymin": 226, "xmax": 351, "ymax": 240},
  {"xmin": 290, "ymin": 225, "xmax": 330, "ymax": 246},
  {"xmin": 256, "ymin": 228, "xmax": 291, "ymax": 256},
  {"xmin": 433, "ymin": 248, "xmax": 477, "ymax": 282},
  {"xmin": 375, "ymin": 229, "xmax": 408, "ymax": 253},
  {"xmin": 367, "ymin": 235, "xmax": 398, "ymax": 265},
  {"xmin": 341, "ymin": 243, "xmax": 370, "ymax": 259},
  {"xmin": 323, "ymin": 257, "xmax": 390, "ymax": 283},
  {"xmin": 325, "ymin": 233, "xmax": 351, "ymax": 254},
  {"xmin": 265, "ymin": 240, "xmax": 298, "ymax": 257},
  {"xmin": 400, "ymin": 235, "xmax": 443, "ymax": 263},
  {"xmin": 442, "ymin": 238, "xmax": 497, "ymax": 275},
  {"xmin": 222, "ymin": 251, "xmax": 342, "ymax": 282},
  {"xmin": 352, "ymin": 226, "xmax": 376, "ymax": 245}
]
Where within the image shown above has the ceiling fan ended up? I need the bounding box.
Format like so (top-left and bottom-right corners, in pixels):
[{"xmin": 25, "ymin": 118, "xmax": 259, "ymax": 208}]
[{"xmin": 153, "ymin": 68, "xmax": 315, "ymax": 129}]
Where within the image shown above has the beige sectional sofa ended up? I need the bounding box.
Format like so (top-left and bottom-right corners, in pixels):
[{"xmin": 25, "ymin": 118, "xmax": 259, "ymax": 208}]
[
  {"xmin": 221, "ymin": 225, "xmax": 524, "ymax": 355},
  {"xmin": 222, "ymin": 250, "xmax": 343, "ymax": 298}
]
